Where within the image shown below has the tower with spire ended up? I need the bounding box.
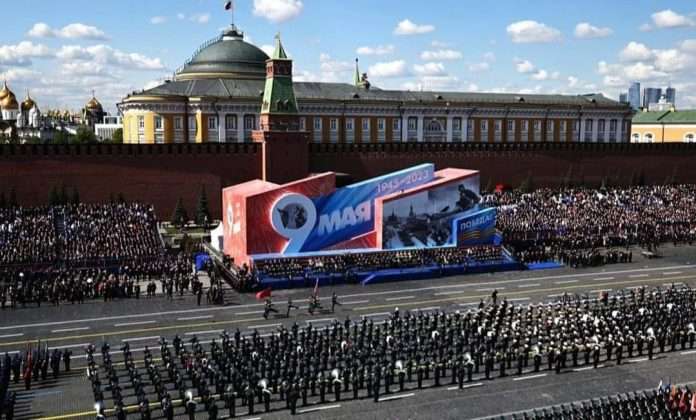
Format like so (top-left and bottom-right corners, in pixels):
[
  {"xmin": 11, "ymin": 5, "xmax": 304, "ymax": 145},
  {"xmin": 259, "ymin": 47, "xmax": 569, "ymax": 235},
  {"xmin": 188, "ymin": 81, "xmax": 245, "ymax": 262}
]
[
  {"xmin": 252, "ymin": 34, "xmax": 309, "ymax": 184},
  {"xmin": 353, "ymin": 58, "xmax": 371, "ymax": 90}
]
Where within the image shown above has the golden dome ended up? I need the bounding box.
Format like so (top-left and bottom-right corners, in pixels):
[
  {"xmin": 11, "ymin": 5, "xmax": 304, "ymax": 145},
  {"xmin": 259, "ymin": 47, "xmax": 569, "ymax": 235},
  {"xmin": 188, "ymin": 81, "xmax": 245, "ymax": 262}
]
[
  {"xmin": 0, "ymin": 81, "xmax": 10, "ymax": 101},
  {"xmin": 21, "ymin": 93, "xmax": 36, "ymax": 112},
  {"xmin": 86, "ymin": 95, "xmax": 103, "ymax": 111},
  {"xmin": 0, "ymin": 91, "xmax": 18, "ymax": 110},
  {"xmin": 63, "ymin": 109, "xmax": 71, "ymax": 118}
]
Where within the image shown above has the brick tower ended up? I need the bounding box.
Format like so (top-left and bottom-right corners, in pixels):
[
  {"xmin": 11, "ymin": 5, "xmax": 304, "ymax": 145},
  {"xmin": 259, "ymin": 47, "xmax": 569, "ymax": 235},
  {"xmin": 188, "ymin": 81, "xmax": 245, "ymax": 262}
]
[{"xmin": 252, "ymin": 34, "xmax": 310, "ymax": 184}]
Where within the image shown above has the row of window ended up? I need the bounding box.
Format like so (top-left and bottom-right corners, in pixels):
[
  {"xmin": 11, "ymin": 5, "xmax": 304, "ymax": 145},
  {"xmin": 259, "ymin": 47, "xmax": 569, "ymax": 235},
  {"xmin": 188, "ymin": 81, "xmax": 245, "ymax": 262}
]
[
  {"xmin": 136, "ymin": 115, "xmax": 258, "ymax": 132},
  {"xmin": 632, "ymin": 133, "xmax": 696, "ymax": 143}
]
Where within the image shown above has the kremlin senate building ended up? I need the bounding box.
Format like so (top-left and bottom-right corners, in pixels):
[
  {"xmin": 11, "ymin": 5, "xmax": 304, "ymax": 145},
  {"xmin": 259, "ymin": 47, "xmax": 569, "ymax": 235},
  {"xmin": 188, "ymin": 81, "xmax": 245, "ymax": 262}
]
[{"xmin": 119, "ymin": 24, "xmax": 633, "ymax": 145}]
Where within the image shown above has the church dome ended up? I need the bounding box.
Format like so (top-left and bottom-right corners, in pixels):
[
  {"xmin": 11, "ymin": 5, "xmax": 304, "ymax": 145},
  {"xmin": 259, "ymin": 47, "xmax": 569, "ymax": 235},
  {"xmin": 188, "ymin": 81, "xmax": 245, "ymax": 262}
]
[
  {"xmin": 0, "ymin": 81, "xmax": 10, "ymax": 102},
  {"xmin": 21, "ymin": 94, "xmax": 36, "ymax": 112},
  {"xmin": 176, "ymin": 25, "xmax": 269, "ymax": 81},
  {"xmin": 0, "ymin": 90, "xmax": 18, "ymax": 110},
  {"xmin": 86, "ymin": 95, "xmax": 103, "ymax": 112}
]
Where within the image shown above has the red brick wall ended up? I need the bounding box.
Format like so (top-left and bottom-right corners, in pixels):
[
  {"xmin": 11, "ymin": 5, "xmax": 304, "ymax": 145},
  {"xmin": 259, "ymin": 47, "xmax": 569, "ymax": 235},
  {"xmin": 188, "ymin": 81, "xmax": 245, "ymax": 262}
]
[{"xmin": 0, "ymin": 143, "xmax": 262, "ymax": 220}]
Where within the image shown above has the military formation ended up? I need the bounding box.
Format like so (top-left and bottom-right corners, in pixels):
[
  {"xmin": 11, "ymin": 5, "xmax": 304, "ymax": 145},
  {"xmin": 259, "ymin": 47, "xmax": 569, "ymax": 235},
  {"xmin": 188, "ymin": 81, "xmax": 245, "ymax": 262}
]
[
  {"xmin": 484, "ymin": 386, "xmax": 696, "ymax": 419},
  {"xmin": 81, "ymin": 284, "xmax": 695, "ymax": 418}
]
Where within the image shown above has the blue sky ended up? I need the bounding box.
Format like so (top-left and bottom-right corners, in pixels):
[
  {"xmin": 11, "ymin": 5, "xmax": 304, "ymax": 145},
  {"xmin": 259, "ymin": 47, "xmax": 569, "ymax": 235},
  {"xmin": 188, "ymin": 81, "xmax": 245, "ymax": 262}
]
[{"xmin": 2, "ymin": 0, "xmax": 696, "ymax": 113}]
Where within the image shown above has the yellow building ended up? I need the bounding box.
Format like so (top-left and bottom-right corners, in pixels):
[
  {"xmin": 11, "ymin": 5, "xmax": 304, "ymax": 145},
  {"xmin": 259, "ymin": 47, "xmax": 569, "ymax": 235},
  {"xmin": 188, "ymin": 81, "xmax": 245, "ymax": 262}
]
[
  {"xmin": 631, "ymin": 109, "xmax": 696, "ymax": 143},
  {"xmin": 119, "ymin": 25, "xmax": 633, "ymax": 144}
]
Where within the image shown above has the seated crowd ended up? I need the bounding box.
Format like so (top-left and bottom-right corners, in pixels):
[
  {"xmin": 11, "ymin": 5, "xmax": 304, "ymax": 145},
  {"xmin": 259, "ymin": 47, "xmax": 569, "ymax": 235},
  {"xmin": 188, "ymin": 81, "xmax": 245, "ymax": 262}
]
[
  {"xmin": 253, "ymin": 245, "xmax": 506, "ymax": 280},
  {"xmin": 0, "ymin": 206, "xmax": 58, "ymax": 266},
  {"xmin": 484, "ymin": 184, "xmax": 696, "ymax": 266}
]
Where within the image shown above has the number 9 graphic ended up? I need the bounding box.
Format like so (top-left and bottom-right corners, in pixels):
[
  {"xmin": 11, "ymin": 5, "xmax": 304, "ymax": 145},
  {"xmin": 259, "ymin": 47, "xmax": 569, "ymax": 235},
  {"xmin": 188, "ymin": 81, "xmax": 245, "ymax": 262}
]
[{"xmin": 271, "ymin": 193, "xmax": 317, "ymax": 253}]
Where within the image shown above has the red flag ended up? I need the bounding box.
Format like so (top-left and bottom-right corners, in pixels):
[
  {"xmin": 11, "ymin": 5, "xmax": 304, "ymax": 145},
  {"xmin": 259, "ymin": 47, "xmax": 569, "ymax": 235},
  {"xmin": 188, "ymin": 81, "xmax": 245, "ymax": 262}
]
[{"xmin": 256, "ymin": 287, "xmax": 271, "ymax": 300}]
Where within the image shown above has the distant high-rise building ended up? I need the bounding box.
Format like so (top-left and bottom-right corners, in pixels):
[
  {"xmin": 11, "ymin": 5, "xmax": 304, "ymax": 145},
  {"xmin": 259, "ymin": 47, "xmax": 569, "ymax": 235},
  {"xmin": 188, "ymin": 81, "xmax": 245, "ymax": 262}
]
[
  {"xmin": 628, "ymin": 82, "xmax": 641, "ymax": 110},
  {"xmin": 619, "ymin": 93, "xmax": 628, "ymax": 103},
  {"xmin": 643, "ymin": 87, "xmax": 662, "ymax": 109},
  {"xmin": 665, "ymin": 86, "xmax": 676, "ymax": 104}
]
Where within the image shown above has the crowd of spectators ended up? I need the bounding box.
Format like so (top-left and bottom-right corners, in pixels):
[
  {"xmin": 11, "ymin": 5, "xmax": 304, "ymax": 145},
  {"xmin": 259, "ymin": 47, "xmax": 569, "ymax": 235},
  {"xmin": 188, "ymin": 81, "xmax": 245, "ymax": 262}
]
[
  {"xmin": 484, "ymin": 185, "xmax": 696, "ymax": 265},
  {"xmin": 252, "ymin": 245, "xmax": 506, "ymax": 281},
  {"xmin": 0, "ymin": 206, "xmax": 58, "ymax": 266}
]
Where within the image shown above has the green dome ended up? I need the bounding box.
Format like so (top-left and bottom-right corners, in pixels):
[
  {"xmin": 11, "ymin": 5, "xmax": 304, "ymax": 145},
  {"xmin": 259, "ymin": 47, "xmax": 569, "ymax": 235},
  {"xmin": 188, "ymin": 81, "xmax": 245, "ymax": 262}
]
[{"xmin": 177, "ymin": 26, "xmax": 270, "ymax": 81}]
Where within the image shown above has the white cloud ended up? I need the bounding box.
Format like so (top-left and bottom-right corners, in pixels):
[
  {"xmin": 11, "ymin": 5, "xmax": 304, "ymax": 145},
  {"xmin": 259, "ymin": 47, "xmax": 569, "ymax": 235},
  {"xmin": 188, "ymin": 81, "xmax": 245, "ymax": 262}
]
[
  {"xmin": 413, "ymin": 62, "xmax": 446, "ymax": 76},
  {"xmin": 0, "ymin": 67, "xmax": 41, "ymax": 82},
  {"xmin": 260, "ymin": 44, "xmax": 275, "ymax": 57},
  {"xmin": 57, "ymin": 44, "xmax": 165, "ymax": 71},
  {"xmin": 482, "ymin": 52, "xmax": 496, "ymax": 62},
  {"xmin": 620, "ymin": 41, "xmax": 654, "ymax": 61},
  {"xmin": 394, "ymin": 19, "xmax": 435, "ymax": 36},
  {"xmin": 651, "ymin": 9, "xmax": 695, "ymax": 28},
  {"xmin": 506, "ymin": 20, "xmax": 561, "ymax": 43},
  {"xmin": 420, "ymin": 49, "xmax": 462, "ymax": 61},
  {"xmin": 468, "ymin": 62, "xmax": 490, "ymax": 72},
  {"xmin": 430, "ymin": 40, "xmax": 449, "ymax": 48},
  {"xmin": 150, "ymin": 16, "xmax": 167, "ymax": 25},
  {"xmin": 369, "ymin": 60, "xmax": 408, "ymax": 78},
  {"xmin": 639, "ymin": 23, "xmax": 653, "ymax": 32},
  {"xmin": 680, "ymin": 39, "xmax": 696, "ymax": 52},
  {"xmin": 574, "ymin": 22, "xmax": 613, "ymax": 39},
  {"xmin": 467, "ymin": 83, "xmax": 479, "ymax": 92},
  {"xmin": 28, "ymin": 22, "xmax": 108, "ymax": 41},
  {"xmin": 567, "ymin": 76, "xmax": 579, "ymax": 88},
  {"xmin": 253, "ymin": 0, "xmax": 303, "ymax": 23},
  {"xmin": 177, "ymin": 13, "xmax": 186, "ymax": 20},
  {"xmin": 514, "ymin": 58, "xmax": 535, "ymax": 74},
  {"xmin": 402, "ymin": 75, "xmax": 460, "ymax": 91},
  {"xmin": 531, "ymin": 69, "xmax": 549, "ymax": 80},
  {"xmin": 189, "ymin": 14, "xmax": 210, "ymax": 24},
  {"xmin": 653, "ymin": 48, "xmax": 692, "ymax": 72},
  {"xmin": 356, "ymin": 45, "xmax": 394, "ymax": 56},
  {"xmin": 0, "ymin": 41, "xmax": 52, "ymax": 66}
]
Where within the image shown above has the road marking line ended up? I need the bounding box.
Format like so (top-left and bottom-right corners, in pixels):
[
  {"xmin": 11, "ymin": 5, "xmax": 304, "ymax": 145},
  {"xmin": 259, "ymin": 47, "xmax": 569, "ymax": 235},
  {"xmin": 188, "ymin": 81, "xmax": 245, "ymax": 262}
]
[
  {"xmin": 177, "ymin": 315, "xmax": 213, "ymax": 321},
  {"xmin": 629, "ymin": 274, "xmax": 649, "ymax": 278},
  {"xmin": 508, "ymin": 297, "xmax": 531, "ymax": 302},
  {"xmin": 298, "ymin": 404, "xmax": 341, "ymax": 414},
  {"xmin": 0, "ymin": 333, "xmax": 24, "ymax": 339},
  {"xmin": 122, "ymin": 336, "xmax": 160, "ymax": 343},
  {"xmin": 386, "ymin": 296, "xmax": 415, "ymax": 301},
  {"xmin": 306, "ymin": 318, "xmax": 336, "ymax": 324},
  {"xmin": 48, "ymin": 343, "xmax": 90, "ymax": 350},
  {"xmin": 518, "ymin": 283, "xmax": 540, "ymax": 288},
  {"xmin": 417, "ymin": 306, "xmax": 440, "ymax": 312},
  {"xmin": 379, "ymin": 392, "xmax": 415, "ymax": 402},
  {"xmin": 590, "ymin": 289, "xmax": 612, "ymax": 293},
  {"xmin": 247, "ymin": 323, "xmax": 281, "ymax": 329},
  {"xmin": 185, "ymin": 330, "xmax": 223, "ymax": 336},
  {"xmin": 664, "ymin": 271, "xmax": 683, "ymax": 275},
  {"xmin": 555, "ymin": 280, "xmax": 578, "ymax": 284},
  {"xmin": 628, "ymin": 357, "xmax": 648, "ymax": 363},
  {"xmin": 114, "ymin": 321, "xmax": 157, "ymax": 327},
  {"xmin": 513, "ymin": 373, "xmax": 547, "ymax": 381},
  {"xmin": 547, "ymin": 294, "xmax": 564, "ymax": 298},
  {"xmin": 343, "ymin": 300, "xmax": 369, "ymax": 305},
  {"xmin": 51, "ymin": 327, "xmax": 90, "ymax": 334},
  {"xmin": 477, "ymin": 287, "xmax": 505, "ymax": 292},
  {"xmin": 363, "ymin": 312, "xmax": 391, "ymax": 318},
  {"xmin": 680, "ymin": 350, "xmax": 696, "ymax": 355},
  {"xmin": 447, "ymin": 382, "xmax": 484, "ymax": 391},
  {"xmin": 593, "ymin": 277, "xmax": 615, "ymax": 281},
  {"xmin": 235, "ymin": 311, "xmax": 260, "ymax": 316}
]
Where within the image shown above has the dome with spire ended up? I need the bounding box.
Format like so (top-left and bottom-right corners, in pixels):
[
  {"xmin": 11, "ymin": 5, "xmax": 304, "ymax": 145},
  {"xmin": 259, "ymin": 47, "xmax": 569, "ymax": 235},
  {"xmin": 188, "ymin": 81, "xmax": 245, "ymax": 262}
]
[
  {"xmin": 86, "ymin": 94, "xmax": 103, "ymax": 112},
  {"xmin": 21, "ymin": 92, "xmax": 37, "ymax": 112},
  {"xmin": 0, "ymin": 80, "xmax": 10, "ymax": 102},
  {"xmin": 0, "ymin": 89, "xmax": 19, "ymax": 110},
  {"xmin": 176, "ymin": 25, "xmax": 270, "ymax": 81}
]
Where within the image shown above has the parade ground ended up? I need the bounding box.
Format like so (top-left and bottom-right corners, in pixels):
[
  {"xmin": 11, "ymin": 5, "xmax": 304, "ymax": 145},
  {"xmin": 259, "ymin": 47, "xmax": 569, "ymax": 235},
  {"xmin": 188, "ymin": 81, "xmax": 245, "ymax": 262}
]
[{"xmin": 2, "ymin": 244, "xmax": 695, "ymax": 420}]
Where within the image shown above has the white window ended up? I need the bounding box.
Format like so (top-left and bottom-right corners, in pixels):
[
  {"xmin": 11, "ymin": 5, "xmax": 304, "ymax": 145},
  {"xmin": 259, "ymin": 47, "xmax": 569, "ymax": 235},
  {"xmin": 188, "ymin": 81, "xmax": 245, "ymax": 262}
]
[
  {"xmin": 632, "ymin": 133, "xmax": 640, "ymax": 143},
  {"xmin": 299, "ymin": 117, "xmax": 306, "ymax": 130},
  {"xmin": 532, "ymin": 121, "xmax": 541, "ymax": 131},
  {"xmin": 155, "ymin": 133, "xmax": 164, "ymax": 144},
  {"xmin": 314, "ymin": 117, "xmax": 322, "ymax": 130},
  {"xmin": 494, "ymin": 120, "xmax": 501, "ymax": 132},
  {"xmin": 188, "ymin": 116, "xmax": 197, "ymax": 131},
  {"xmin": 208, "ymin": 117, "xmax": 217, "ymax": 130},
  {"xmin": 586, "ymin": 120, "xmax": 593, "ymax": 131},
  {"xmin": 507, "ymin": 120, "xmax": 514, "ymax": 131},
  {"xmin": 377, "ymin": 118, "xmax": 385, "ymax": 132},
  {"xmin": 610, "ymin": 119, "xmax": 617, "ymax": 132},
  {"xmin": 685, "ymin": 133, "xmax": 695, "ymax": 143},
  {"xmin": 346, "ymin": 118, "xmax": 354, "ymax": 131},
  {"xmin": 480, "ymin": 120, "xmax": 488, "ymax": 131},
  {"xmin": 138, "ymin": 116, "xmax": 144, "ymax": 131},
  {"xmin": 573, "ymin": 121, "xmax": 580, "ymax": 131},
  {"xmin": 362, "ymin": 118, "xmax": 369, "ymax": 131},
  {"xmin": 393, "ymin": 119, "xmax": 400, "ymax": 131},
  {"xmin": 408, "ymin": 118, "xmax": 417, "ymax": 130},
  {"xmin": 467, "ymin": 119, "xmax": 474, "ymax": 131},
  {"xmin": 330, "ymin": 118, "xmax": 338, "ymax": 131},
  {"xmin": 521, "ymin": 120, "xmax": 529, "ymax": 132},
  {"xmin": 547, "ymin": 121, "xmax": 554, "ymax": 132},
  {"xmin": 597, "ymin": 119, "xmax": 606, "ymax": 132},
  {"xmin": 154, "ymin": 116, "xmax": 163, "ymax": 131},
  {"xmin": 174, "ymin": 117, "xmax": 183, "ymax": 130},
  {"xmin": 244, "ymin": 115, "xmax": 256, "ymax": 130},
  {"xmin": 644, "ymin": 133, "xmax": 654, "ymax": 143},
  {"xmin": 560, "ymin": 121, "xmax": 567, "ymax": 131},
  {"xmin": 453, "ymin": 118, "xmax": 461, "ymax": 131}
]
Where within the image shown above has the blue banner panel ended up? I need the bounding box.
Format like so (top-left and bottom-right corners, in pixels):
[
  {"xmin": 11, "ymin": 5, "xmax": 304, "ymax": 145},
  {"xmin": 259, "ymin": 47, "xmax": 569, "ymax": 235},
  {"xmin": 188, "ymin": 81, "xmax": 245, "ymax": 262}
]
[{"xmin": 454, "ymin": 207, "xmax": 497, "ymax": 246}]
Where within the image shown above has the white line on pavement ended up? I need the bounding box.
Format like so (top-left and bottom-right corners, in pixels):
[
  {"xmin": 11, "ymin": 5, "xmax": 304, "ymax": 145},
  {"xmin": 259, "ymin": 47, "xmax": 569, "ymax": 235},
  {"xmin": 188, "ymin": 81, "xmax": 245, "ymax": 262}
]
[
  {"xmin": 235, "ymin": 311, "xmax": 260, "ymax": 316},
  {"xmin": 477, "ymin": 287, "xmax": 505, "ymax": 292},
  {"xmin": 628, "ymin": 357, "xmax": 648, "ymax": 363},
  {"xmin": 298, "ymin": 404, "xmax": 341, "ymax": 414},
  {"xmin": 518, "ymin": 283, "xmax": 540, "ymax": 288},
  {"xmin": 379, "ymin": 393, "xmax": 415, "ymax": 402},
  {"xmin": 681, "ymin": 350, "xmax": 696, "ymax": 355},
  {"xmin": 51, "ymin": 327, "xmax": 90, "ymax": 334},
  {"xmin": 590, "ymin": 289, "xmax": 612, "ymax": 293},
  {"xmin": 363, "ymin": 312, "xmax": 391, "ymax": 318},
  {"xmin": 664, "ymin": 271, "xmax": 683, "ymax": 275},
  {"xmin": 247, "ymin": 323, "xmax": 281, "ymax": 330},
  {"xmin": 508, "ymin": 297, "xmax": 531, "ymax": 302},
  {"xmin": 343, "ymin": 300, "xmax": 369, "ymax": 305},
  {"xmin": 447, "ymin": 382, "xmax": 484, "ymax": 391},
  {"xmin": 0, "ymin": 333, "xmax": 24, "ymax": 339},
  {"xmin": 185, "ymin": 330, "xmax": 223, "ymax": 336},
  {"xmin": 122, "ymin": 336, "xmax": 160, "ymax": 343},
  {"xmin": 177, "ymin": 315, "xmax": 213, "ymax": 321},
  {"xmin": 417, "ymin": 307, "xmax": 440, "ymax": 312},
  {"xmin": 547, "ymin": 294, "xmax": 564, "ymax": 298},
  {"xmin": 306, "ymin": 318, "xmax": 336, "ymax": 324},
  {"xmin": 513, "ymin": 373, "xmax": 547, "ymax": 381},
  {"xmin": 593, "ymin": 277, "xmax": 615, "ymax": 281},
  {"xmin": 114, "ymin": 321, "xmax": 157, "ymax": 327},
  {"xmin": 48, "ymin": 343, "xmax": 90, "ymax": 350},
  {"xmin": 555, "ymin": 280, "xmax": 578, "ymax": 284},
  {"xmin": 629, "ymin": 274, "xmax": 649, "ymax": 278},
  {"xmin": 386, "ymin": 296, "xmax": 415, "ymax": 301}
]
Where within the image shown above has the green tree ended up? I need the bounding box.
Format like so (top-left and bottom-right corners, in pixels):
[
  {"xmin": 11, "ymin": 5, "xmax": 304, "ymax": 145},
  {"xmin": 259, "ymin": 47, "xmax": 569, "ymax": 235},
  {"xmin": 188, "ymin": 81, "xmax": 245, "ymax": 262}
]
[
  {"xmin": 70, "ymin": 187, "xmax": 80, "ymax": 205},
  {"xmin": 171, "ymin": 197, "xmax": 188, "ymax": 228},
  {"xmin": 75, "ymin": 125, "xmax": 97, "ymax": 144},
  {"xmin": 111, "ymin": 128, "xmax": 123, "ymax": 144},
  {"xmin": 8, "ymin": 187, "xmax": 17, "ymax": 208},
  {"xmin": 53, "ymin": 130, "xmax": 71, "ymax": 144},
  {"xmin": 196, "ymin": 185, "xmax": 211, "ymax": 226}
]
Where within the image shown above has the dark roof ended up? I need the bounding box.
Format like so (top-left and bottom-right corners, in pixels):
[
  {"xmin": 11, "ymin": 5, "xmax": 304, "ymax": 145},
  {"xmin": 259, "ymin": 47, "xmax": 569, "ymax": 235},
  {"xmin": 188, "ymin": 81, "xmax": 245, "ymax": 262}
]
[
  {"xmin": 633, "ymin": 110, "xmax": 696, "ymax": 124},
  {"xmin": 135, "ymin": 78, "xmax": 628, "ymax": 109}
]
